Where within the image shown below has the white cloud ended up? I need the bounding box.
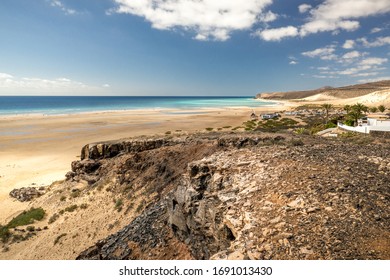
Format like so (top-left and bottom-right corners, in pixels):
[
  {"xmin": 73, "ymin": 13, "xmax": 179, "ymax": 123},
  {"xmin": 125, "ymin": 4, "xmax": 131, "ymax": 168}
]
[
  {"xmin": 371, "ymin": 27, "xmax": 383, "ymax": 33},
  {"xmin": 0, "ymin": 73, "xmax": 13, "ymax": 79},
  {"xmin": 302, "ymin": 46, "xmax": 337, "ymax": 60},
  {"xmin": 0, "ymin": 73, "xmax": 104, "ymax": 94},
  {"xmin": 359, "ymin": 57, "xmax": 388, "ymax": 66},
  {"xmin": 342, "ymin": 50, "xmax": 361, "ymax": 60},
  {"xmin": 111, "ymin": 0, "xmax": 273, "ymax": 41},
  {"xmin": 289, "ymin": 60, "xmax": 297, "ymax": 65},
  {"xmin": 258, "ymin": 11, "xmax": 278, "ymax": 22},
  {"xmin": 352, "ymin": 72, "xmax": 379, "ymax": 77},
  {"xmin": 50, "ymin": 0, "xmax": 76, "ymax": 15},
  {"xmin": 298, "ymin": 4, "xmax": 312, "ymax": 14},
  {"xmin": 255, "ymin": 26, "xmax": 298, "ymax": 41},
  {"xmin": 300, "ymin": 19, "xmax": 359, "ymax": 36},
  {"xmin": 360, "ymin": 36, "xmax": 390, "ymax": 47},
  {"xmin": 103, "ymin": 84, "xmax": 111, "ymax": 88},
  {"xmin": 318, "ymin": 66, "xmax": 330, "ymax": 71},
  {"xmin": 256, "ymin": 0, "xmax": 390, "ymax": 41},
  {"xmin": 300, "ymin": 0, "xmax": 390, "ymax": 36},
  {"xmin": 342, "ymin": 39, "xmax": 355, "ymax": 49},
  {"xmin": 358, "ymin": 76, "xmax": 390, "ymax": 83}
]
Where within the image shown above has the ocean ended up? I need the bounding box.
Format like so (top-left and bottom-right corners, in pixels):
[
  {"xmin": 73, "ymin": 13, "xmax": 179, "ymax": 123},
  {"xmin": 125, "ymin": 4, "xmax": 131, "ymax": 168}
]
[{"xmin": 0, "ymin": 96, "xmax": 274, "ymax": 116}]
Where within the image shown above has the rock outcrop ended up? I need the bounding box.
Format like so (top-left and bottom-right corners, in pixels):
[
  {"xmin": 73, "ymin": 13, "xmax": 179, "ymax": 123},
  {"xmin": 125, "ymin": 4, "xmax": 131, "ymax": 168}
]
[
  {"xmin": 76, "ymin": 133, "xmax": 390, "ymax": 260},
  {"xmin": 9, "ymin": 187, "xmax": 45, "ymax": 202}
]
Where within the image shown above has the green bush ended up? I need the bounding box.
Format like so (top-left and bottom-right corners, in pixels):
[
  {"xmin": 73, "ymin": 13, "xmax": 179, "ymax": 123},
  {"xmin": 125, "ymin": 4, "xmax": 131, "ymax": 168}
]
[
  {"xmin": 0, "ymin": 225, "xmax": 11, "ymax": 242},
  {"xmin": 7, "ymin": 208, "xmax": 45, "ymax": 229},
  {"xmin": 325, "ymin": 122, "xmax": 337, "ymax": 129},
  {"xmin": 64, "ymin": 205, "xmax": 78, "ymax": 212},
  {"xmin": 114, "ymin": 199, "xmax": 123, "ymax": 212},
  {"xmin": 344, "ymin": 119, "xmax": 355, "ymax": 126}
]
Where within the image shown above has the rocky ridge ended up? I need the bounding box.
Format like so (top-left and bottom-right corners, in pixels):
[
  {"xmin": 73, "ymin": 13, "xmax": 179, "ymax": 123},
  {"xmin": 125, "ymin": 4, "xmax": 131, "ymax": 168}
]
[{"xmin": 75, "ymin": 133, "xmax": 390, "ymax": 260}]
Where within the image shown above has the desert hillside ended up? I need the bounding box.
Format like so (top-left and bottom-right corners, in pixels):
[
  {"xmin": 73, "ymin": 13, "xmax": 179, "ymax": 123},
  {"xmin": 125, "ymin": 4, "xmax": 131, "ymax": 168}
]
[{"xmin": 257, "ymin": 80, "xmax": 390, "ymax": 106}]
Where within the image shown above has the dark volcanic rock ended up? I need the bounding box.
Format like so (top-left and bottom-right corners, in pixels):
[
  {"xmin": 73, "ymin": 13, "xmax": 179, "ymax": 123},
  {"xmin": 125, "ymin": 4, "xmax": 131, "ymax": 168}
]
[{"xmin": 9, "ymin": 187, "xmax": 45, "ymax": 202}]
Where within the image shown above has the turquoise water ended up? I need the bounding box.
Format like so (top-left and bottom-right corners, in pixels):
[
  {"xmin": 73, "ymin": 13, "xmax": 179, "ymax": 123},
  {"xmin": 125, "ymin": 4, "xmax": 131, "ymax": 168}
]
[{"xmin": 0, "ymin": 96, "xmax": 274, "ymax": 115}]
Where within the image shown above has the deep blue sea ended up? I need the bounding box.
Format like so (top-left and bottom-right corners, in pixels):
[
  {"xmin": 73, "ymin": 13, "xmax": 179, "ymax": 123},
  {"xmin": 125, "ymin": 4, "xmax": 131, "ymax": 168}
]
[{"xmin": 0, "ymin": 96, "xmax": 274, "ymax": 115}]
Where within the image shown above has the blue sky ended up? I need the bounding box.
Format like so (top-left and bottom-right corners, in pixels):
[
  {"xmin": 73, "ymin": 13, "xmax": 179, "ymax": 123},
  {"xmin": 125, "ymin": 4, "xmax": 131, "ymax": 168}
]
[{"xmin": 0, "ymin": 0, "xmax": 389, "ymax": 96}]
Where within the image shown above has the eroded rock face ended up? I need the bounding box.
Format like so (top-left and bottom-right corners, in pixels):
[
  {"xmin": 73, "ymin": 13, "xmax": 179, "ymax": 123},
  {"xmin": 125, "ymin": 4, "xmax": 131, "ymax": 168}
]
[
  {"xmin": 80, "ymin": 138, "xmax": 188, "ymax": 160},
  {"xmin": 9, "ymin": 187, "xmax": 45, "ymax": 202},
  {"xmin": 168, "ymin": 143, "xmax": 390, "ymax": 260},
  {"xmin": 76, "ymin": 133, "xmax": 390, "ymax": 260}
]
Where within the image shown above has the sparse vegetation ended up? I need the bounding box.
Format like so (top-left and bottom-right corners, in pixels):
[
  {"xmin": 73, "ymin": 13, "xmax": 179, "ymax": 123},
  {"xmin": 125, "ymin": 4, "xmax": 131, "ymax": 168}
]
[
  {"xmin": 6, "ymin": 208, "xmax": 45, "ymax": 229},
  {"xmin": 60, "ymin": 196, "xmax": 66, "ymax": 201},
  {"xmin": 165, "ymin": 131, "xmax": 171, "ymax": 135},
  {"xmin": 378, "ymin": 105, "xmax": 386, "ymax": 113},
  {"xmin": 294, "ymin": 127, "xmax": 309, "ymax": 135},
  {"xmin": 321, "ymin": 103, "xmax": 333, "ymax": 123},
  {"xmin": 64, "ymin": 205, "xmax": 78, "ymax": 213},
  {"xmin": 80, "ymin": 203, "xmax": 88, "ymax": 209},
  {"xmin": 0, "ymin": 225, "xmax": 11, "ymax": 242},
  {"xmin": 26, "ymin": 226, "xmax": 35, "ymax": 232},
  {"xmin": 54, "ymin": 233, "xmax": 67, "ymax": 245},
  {"xmin": 205, "ymin": 127, "xmax": 214, "ymax": 131},
  {"xmin": 70, "ymin": 189, "xmax": 81, "ymax": 198},
  {"xmin": 114, "ymin": 199, "xmax": 123, "ymax": 212},
  {"xmin": 48, "ymin": 213, "xmax": 60, "ymax": 224},
  {"xmin": 370, "ymin": 107, "xmax": 378, "ymax": 113},
  {"xmin": 0, "ymin": 208, "xmax": 45, "ymax": 244},
  {"xmin": 255, "ymin": 118, "xmax": 299, "ymax": 132},
  {"xmin": 289, "ymin": 139, "xmax": 305, "ymax": 146}
]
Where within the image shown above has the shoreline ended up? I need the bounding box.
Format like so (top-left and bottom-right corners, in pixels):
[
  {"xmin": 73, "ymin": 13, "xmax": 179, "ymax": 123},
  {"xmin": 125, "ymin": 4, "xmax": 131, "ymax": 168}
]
[
  {"xmin": 0, "ymin": 103, "xmax": 288, "ymax": 224},
  {"xmin": 0, "ymin": 96, "xmax": 279, "ymax": 120}
]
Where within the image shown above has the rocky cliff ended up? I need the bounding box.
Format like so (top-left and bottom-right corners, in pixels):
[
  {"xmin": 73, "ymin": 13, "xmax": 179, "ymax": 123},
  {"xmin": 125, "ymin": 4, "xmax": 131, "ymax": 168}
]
[{"xmin": 75, "ymin": 133, "xmax": 390, "ymax": 260}]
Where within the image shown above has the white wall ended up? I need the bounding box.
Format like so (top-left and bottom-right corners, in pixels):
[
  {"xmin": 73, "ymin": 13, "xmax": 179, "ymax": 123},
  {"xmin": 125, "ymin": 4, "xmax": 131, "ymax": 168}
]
[{"xmin": 338, "ymin": 123, "xmax": 369, "ymax": 133}]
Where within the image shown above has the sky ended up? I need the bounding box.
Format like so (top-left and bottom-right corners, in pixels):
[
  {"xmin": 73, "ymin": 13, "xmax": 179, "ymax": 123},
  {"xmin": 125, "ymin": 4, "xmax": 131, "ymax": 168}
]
[{"xmin": 0, "ymin": 0, "xmax": 389, "ymax": 96}]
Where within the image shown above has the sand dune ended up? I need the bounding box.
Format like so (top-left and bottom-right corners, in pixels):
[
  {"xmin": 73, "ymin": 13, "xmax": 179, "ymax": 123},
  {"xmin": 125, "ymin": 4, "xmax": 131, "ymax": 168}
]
[{"xmin": 301, "ymin": 89, "xmax": 390, "ymax": 106}]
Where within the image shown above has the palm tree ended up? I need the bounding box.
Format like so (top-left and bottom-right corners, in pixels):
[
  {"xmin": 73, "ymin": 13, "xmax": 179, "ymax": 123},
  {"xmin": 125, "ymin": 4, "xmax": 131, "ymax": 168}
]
[
  {"xmin": 378, "ymin": 105, "xmax": 386, "ymax": 113},
  {"xmin": 370, "ymin": 107, "xmax": 378, "ymax": 113},
  {"xmin": 348, "ymin": 110, "xmax": 363, "ymax": 126},
  {"xmin": 343, "ymin": 105, "xmax": 351, "ymax": 113},
  {"xmin": 351, "ymin": 103, "xmax": 368, "ymax": 116},
  {"xmin": 321, "ymin": 103, "xmax": 333, "ymax": 123}
]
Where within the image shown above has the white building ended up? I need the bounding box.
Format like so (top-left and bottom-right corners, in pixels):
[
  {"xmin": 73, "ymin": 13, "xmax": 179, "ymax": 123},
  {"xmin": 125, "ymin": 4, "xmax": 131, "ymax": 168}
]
[{"xmin": 338, "ymin": 118, "xmax": 390, "ymax": 134}]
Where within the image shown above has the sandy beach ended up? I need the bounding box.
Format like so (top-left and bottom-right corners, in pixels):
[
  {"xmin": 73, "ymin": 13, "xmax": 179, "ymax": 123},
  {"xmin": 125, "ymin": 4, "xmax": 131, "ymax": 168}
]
[{"xmin": 0, "ymin": 104, "xmax": 288, "ymax": 224}]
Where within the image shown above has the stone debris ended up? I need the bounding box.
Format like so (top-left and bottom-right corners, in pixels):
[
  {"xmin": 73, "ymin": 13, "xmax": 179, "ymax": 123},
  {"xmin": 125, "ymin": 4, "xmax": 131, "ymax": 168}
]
[{"xmin": 9, "ymin": 187, "xmax": 45, "ymax": 202}]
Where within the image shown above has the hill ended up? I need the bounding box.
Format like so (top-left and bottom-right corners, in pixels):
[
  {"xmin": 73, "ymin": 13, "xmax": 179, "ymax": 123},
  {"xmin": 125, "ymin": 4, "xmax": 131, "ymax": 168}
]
[{"xmin": 256, "ymin": 80, "xmax": 390, "ymax": 101}]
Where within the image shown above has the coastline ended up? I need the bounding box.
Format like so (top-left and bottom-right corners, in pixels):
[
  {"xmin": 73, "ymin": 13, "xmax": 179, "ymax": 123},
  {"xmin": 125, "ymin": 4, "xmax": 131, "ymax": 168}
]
[{"xmin": 0, "ymin": 103, "xmax": 287, "ymax": 224}]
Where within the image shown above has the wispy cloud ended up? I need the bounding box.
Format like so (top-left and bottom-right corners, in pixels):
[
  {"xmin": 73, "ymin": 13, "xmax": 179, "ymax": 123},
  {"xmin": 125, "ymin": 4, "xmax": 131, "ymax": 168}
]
[
  {"xmin": 302, "ymin": 45, "xmax": 337, "ymax": 60},
  {"xmin": 371, "ymin": 27, "xmax": 383, "ymax": 33},
  {"xmin": 110, "ymin": 0, "xmax": 274, "ymax": 41},
  {"xmin": 359, "ymin": 36, "xmax": 390, "ymax": 47},
  {"xmin": 0, "ymin": 72, "xmax": 106, "ymax": 93},
  {"xmin": 358, "ymin": 76, "xmax": 390, "ymax": 83},
  {"xmin": 50, "ymin": 0, "xmax": 77, "ymax": 15}
]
